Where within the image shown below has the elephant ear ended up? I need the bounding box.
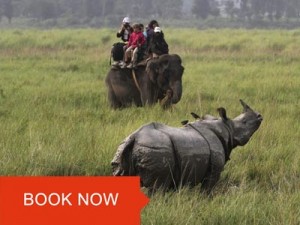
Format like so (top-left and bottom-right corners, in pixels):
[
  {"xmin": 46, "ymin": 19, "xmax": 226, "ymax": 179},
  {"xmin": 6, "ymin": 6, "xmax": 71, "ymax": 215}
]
[
  {"xmin": 158, "ymin": 55, "xmax": 170, "ymax": 75},
  {"xmin": 146, "ymin": 59, "xmax": 160, "ymax": 83},
  {"xmin": 146, "ymin": 55, "xmax": 170, "ymax": 84}
]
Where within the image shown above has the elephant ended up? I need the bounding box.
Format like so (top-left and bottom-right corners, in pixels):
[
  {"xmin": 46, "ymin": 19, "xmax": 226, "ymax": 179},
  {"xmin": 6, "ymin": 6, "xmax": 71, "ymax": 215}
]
[
  {"xmin": 111, "ymin": 100, "xmax": 263, "ymax": 192},
  {"xmin": 105, "ymin": 54, "xmax": 184, "ymax": 109}
]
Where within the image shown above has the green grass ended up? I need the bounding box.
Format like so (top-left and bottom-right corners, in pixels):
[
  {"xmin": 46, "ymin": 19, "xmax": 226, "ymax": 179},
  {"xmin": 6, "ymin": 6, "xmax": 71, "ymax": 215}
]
[{"xmin": 0, "ymin": 29, "xmax": 299, "ymax": 224}]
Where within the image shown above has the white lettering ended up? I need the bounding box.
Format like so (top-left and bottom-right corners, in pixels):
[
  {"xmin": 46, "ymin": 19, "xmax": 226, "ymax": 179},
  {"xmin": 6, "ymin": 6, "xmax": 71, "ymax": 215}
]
[
  {"xmin": 61, "ymin": 193, "xmax": 72, "ymax": 206},
  {"xmin": 23, "ymin": 192, "xmax": 118, "ymax": 207},
  {"xmin": 48, "ymin": 193, "xmax": 60, "ymax": 206},
  {"xmin": 24, "ymin": 193, "xmax": 34, "ymax": 206},
  {"xmin": 35, "ymin": 193, "xmax": 47, "ymax": 206},
  {"xmin": 78, "ymin": 193, "xmax": 89, "ymax": 206},
  {"xmin": 77, "ymin": 193, "xmax": 118, "ymax": 206},
  {"xmin": 103, "ymin": 193, "xmax": 119, "ymax": 206},
  {"xmin": 23, "ymin": 193, "xmax": 72, "ymax": 206},
  {"xmin": 90, "ymin": 193, "xmax": 102, "ymax": 206}
]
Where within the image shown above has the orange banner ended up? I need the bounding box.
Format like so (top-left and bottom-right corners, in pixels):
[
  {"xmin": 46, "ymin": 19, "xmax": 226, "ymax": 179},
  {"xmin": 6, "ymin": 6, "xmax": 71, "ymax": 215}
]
[{"xmin": 0, "ymin": 176, "xmax": 149, "ymax": 225}]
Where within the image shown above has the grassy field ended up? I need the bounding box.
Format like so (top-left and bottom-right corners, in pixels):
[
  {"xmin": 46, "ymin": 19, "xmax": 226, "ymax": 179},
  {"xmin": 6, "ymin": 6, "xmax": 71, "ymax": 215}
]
[{"xmin": 0, "ymin": 28, "xmax": 299, "ymax": 224}]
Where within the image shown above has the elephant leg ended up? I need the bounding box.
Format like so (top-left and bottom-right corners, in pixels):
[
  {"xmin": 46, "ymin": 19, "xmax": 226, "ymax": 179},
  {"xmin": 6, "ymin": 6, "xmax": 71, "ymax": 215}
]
[
  {"xmin": 139, "ymin": 85, "xmax": 156, "ymax": 106},
  {"xmin": 108, "ymin": 88, "xmax": 123, "ymax": 109},
  {"xmin": 140, "ymin": 92, "xmax": 148, "ymax": 106},
  {"xmin": 133, "ymin": 94, "xmax": 143, "ymax": 107}
]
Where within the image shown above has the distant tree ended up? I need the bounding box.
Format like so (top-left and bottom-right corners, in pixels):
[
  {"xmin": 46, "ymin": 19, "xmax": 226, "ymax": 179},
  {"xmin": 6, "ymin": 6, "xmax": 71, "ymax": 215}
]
[
  {"xmin": 2, "ymin": 0, "xmax": 300, "ymax": 27},
  {"xmin": 209, "ymin": 0, "xmax": 220, "ymax": 18},
  {"xmin": 58, "ymin": 0, "xmax": 83, "ymax": 16},
  {"xmin": 102, "ymin": 0, "xmax": 115, "ymax": 16},
  {"xmin": 152, "ymin": 0, "xmax": 183, "ymax": 19},
  {"xmin": 84, "ymin": 0, "xmax": 102, "ymax": 18},
  {"xmin": 238, "ymin": 0, "xmax": 252, "ymax": 21},
  {"xmin": 224, "ymin": 0, "xmax": 236, "ymax": 20},
  {"xmin": 139, "ymin": 0, "xmax": 155, "ymax": 17},
  {"xmin": 274, "ymin": 0, "xmax": 285, "ymax": 21},
  {"xmin": 0, "ymin": 1, "xmax": 3, "ymax": 21},
  {"xmin": 0, "ymin": 0, "xmax": 13, "ymax": 23},
  {"xmin": 83, "ymin": 0, "xmax": 115, "ymax": 19},
  {"xmin": 23, "ymin": 0, "xmax": 58, "ymax": 20},
  {"xmin": 167, "ymin": 0, "xmax": 183, "ymax": 19},
  {"xmin": 265, "ymin": 0, "xmax": 275, "ymax": 21},
  {"xmin": 290, "ymin": 0, "xmax": 300, "ymax": 21},
  {"xmin": 264, "ymin": 0, "xmax": 286, "ymax": 21},
  {"xmin": 129, "ymin": 0, "xmax": 154, "ymax": 18},
  {"xmin": 192, "ymin": 0, "xmax": 210, "ymax": 19},
  {"xmin": 251, "ymin": 0, "xmax": 266, "ymax": 21}
]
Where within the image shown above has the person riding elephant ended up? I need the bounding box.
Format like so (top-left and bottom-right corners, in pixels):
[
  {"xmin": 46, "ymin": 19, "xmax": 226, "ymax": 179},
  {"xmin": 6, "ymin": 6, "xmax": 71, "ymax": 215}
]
[
  {"xmin": 105, "ymin": 54, "xmax": 184, "ymax": 109},
  {"xmin": 122, "ymin": 23, "xmax": 146, "ymax": 69},
  {"xmin": 116, "ymin": 17, "xmax": 133, "ymax": 43},
  {"xmin": 145, "ymin": 20, "xmax": 160, "ymax": 57},
  {"xmin": 149, "ymin": 26, "xmax": 169, "ymax": 58},
  {"xmin": 111, "ymin": 17, "xmax": 133, "ymax": 66}
]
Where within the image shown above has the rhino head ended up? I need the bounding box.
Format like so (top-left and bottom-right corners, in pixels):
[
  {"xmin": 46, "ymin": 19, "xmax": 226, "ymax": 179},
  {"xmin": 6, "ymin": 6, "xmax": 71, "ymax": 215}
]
[{"xmin": 217, "ymin": 99, "xmax": 263, "ymax": 148}]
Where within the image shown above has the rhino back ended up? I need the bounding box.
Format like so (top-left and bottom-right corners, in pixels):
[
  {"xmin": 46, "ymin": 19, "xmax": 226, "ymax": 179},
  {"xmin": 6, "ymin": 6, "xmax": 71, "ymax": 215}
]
[
  {"xmin": 155, "ymin": 123, "xmax": 224, "ymax": 186},
  {"xmin": 131, "ymin": 123, "xmax": 176, "ymax": 186}
]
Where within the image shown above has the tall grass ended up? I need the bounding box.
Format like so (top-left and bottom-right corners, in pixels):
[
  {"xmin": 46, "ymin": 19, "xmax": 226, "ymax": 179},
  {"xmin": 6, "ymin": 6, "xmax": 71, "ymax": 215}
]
[{"xmin": 0, "ymin": 29, "xmax": 299, "ymax": 224}]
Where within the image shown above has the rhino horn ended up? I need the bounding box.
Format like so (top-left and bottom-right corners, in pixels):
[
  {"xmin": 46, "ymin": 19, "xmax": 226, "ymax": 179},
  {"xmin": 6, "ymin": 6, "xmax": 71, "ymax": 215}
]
[
  {"xmin": 240, "ymin": 99, "xmax": 253, "ymax": 112},
  {"xmin": 217, "ymin": 107, "xmax": 228, "ymax": 121}
]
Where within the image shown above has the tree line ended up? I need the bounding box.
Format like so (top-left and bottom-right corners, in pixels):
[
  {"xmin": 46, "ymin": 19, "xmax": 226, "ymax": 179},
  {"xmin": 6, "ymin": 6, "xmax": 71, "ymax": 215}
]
[{"xmin": 0, "ymin": 0, "xmax": 299, "ymax": 27}]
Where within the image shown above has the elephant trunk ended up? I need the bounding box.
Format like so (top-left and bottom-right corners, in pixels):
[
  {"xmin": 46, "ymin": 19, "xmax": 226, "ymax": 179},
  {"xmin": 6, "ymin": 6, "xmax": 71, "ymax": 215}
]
[{"xmin": 170, "ymin": 81, "xmax": 182, "ymax": 104}]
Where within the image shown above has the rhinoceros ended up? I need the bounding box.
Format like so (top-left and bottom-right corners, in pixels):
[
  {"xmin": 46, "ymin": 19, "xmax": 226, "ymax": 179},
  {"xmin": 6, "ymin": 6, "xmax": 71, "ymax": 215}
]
[{"xmin": 111, "ymin": 100, "xmax": 263, "ymax": 192}]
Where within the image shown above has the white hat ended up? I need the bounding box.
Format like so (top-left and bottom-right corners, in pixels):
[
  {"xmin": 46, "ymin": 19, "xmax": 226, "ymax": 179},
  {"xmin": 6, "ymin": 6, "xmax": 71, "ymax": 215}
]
[
  {"xmin": 122, "ymin": 17, "xmax": 130, "ymax": 24},
  {"xmin": 154, "ymin": 27, "xmax": 161, "ymax": 33}
]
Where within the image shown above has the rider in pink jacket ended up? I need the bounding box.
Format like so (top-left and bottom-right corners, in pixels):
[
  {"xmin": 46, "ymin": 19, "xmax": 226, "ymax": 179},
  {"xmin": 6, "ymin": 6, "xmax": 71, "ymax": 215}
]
[{"xmin": 123, "ymin": 24, "xmax": 146, "ymax": 68}]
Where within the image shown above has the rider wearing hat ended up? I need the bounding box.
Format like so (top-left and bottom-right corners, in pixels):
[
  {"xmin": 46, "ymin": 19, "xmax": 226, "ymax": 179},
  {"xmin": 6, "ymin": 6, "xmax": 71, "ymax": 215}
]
[
  {"xmin": 150, "ymin": 26, "xmax": 169, "ymax": 58},
  {"xmin": 116, "ymin": 17, "xmax": 133, "ymax": 43}
]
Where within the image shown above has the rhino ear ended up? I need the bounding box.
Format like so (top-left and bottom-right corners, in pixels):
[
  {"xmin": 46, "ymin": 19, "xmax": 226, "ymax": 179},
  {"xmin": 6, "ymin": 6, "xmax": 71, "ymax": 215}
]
[
  {"xmin": 191, "ymin": 112, "xmax": 201, "ymax": 119},
  {"xmin": 240, "ymin": 99, "xmax": 252, "ymax": 112},
  {"xmin": 217, "ymin": 107, "xmax": 228, "ymax": 121},
  {"xmin": 181, "ymin": 120, "xmax": 189, "ymax": 125}
]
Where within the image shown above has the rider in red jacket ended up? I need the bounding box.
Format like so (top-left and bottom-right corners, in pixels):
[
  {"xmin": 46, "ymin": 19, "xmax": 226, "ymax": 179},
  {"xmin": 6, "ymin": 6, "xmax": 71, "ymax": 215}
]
[{"xmin": 122, "ymin": 23, "xmax": 146, "ymax": 68}]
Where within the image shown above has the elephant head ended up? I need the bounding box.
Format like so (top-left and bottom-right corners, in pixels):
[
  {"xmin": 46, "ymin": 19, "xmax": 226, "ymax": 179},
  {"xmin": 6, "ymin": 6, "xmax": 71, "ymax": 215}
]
[{"xmin": 146, "ymin": 54, "xmax": 184, "ymax": 106}]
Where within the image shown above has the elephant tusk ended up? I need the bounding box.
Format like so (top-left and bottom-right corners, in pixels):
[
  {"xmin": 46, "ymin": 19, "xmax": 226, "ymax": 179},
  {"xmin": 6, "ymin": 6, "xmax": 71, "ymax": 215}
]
[
  {"xmin": 132, "ymin": 69, "xmax": 141, "ymax": 93},
  {"xmin": 160, "ymin": 90, "xmax": 172, "ymax": 107},
  {"xmin": 160, "ymin": 95, "xmax": 169, "ymax": 106}
]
